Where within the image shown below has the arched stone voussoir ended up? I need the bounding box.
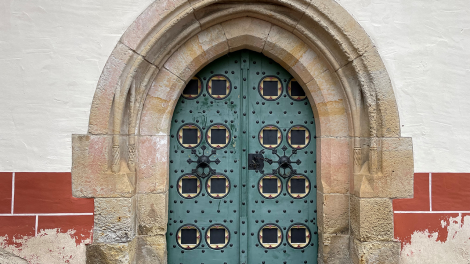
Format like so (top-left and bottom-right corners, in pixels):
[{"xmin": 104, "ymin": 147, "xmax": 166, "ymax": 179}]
[
  {"xmin": 221, "ymin": 17, "xmax": 272, "ymax": 53},
  {"xmin": 193, "ymin": 3, "xmax": 303, "ymax": 32},
  {"xmin": 263, "ymin": 25, "xmax": 331, "ymax": 86},
  {"xmin": 140, "ymin": 68, "xmax": 185, "ymax": 136},
  {"xmin": 89, "ymin": 43, "xmax": 141, "ymax": 135},
  {"xmin": 163, "ymin": 24, "xmax": 229, "ymax": 82},
  {"xmin": 188, "ymin": 0, "xmax": 311, "ymax": 14}
]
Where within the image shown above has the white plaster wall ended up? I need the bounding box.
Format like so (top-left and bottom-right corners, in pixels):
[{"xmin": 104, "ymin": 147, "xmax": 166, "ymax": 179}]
[
  {"xmin": 337, "ymin": 0, "xmax": 470, "ymax": 172},
  {"xmin": 0, "ymin": 0, "xmax": 153, "ymax": 171},
  {"xmin": 0, "ymin": 0, "xmax": 469, "ymax": 172}
]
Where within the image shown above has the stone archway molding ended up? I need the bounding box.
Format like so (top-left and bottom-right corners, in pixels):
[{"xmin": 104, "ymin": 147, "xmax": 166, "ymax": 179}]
[{"xmin": 72, "ymin": 1, "xmax": 413, "ymax": 263}]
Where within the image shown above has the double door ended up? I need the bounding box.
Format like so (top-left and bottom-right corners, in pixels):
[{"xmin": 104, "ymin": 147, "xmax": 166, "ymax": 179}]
[{"xmin": 167, "ymin": 50, "xmax": 317, "ymax": 264}]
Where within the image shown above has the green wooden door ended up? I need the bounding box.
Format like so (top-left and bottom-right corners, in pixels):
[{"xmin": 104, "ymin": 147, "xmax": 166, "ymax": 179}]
[{"xmin": 167, "ymin": 50, "xmax": 317, "ymax": 264}]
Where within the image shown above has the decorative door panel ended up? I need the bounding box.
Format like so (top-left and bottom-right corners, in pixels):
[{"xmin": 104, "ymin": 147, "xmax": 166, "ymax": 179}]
[{"xmin": 168, "ymin": 50, "xmax": 317, "ymax": 264}]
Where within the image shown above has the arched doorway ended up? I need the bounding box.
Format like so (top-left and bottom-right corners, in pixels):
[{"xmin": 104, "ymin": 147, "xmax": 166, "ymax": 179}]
[
  {"xmin": 168, "ymin": 50, "xmax": 317, "ymax": 263},
  {"xmin": 72, "ymin": 1, "xmax": 414, "ymax": 263}
]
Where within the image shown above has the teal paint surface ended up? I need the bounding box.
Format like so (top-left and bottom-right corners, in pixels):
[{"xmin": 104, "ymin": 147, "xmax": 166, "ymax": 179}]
[{"xmin": 168, "ymin": 50, "xmax": 317, "ymax": 264}]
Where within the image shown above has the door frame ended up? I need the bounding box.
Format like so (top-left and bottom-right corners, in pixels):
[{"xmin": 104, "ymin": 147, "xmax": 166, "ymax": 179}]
[{"xmin": 72, "ymin": 1, "xmax": 414, "ymax": 263}]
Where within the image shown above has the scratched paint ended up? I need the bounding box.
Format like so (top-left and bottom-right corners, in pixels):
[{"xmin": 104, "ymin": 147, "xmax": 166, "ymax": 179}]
[
  {"xmin": 0, "ymin": 229, "xmax": 89, "ymax": 264},
  {"xmin": 400, "ymin": 215, "xmax": 470, "ymax": 263}
]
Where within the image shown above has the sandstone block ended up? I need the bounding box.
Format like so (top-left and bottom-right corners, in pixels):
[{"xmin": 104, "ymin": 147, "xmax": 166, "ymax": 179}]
[
  {"xmin": 137, "ymin": 136, "xmax": 169, "ymax": 193},
  {"xmin": 163, "ymin": 24, "xmax": 228, "ymax": 82},
  {"xmin": 120, "ymin": 0, "xmax": 191, "ymax": 52},
  {"xmin": 137, "ymin": 193, "xmax": 168, "ymax": 236},
  {"xmin": 93, "ymin": 197, "xmax": 136, "ymax": 243},
  {"xmin": 72, "ymin": 135, "xmax": 135, "ymax": 198},
  {"xmin": 350, "ymin": 238, "xmax": 400, "ymax": 264},
  {"xmin": 143, "ymin": 8, "xmax": 201, "ymax": 67},
  {"xmin": 222, "ymin": 17, "xmax": 271, "ymax": 53},
  {"xmin": 89, "ymin": 43, "xmax": 139, "ymax": 135},
  {"xmin": 317, "ymin": 137, "xmax": 351, "ymax": 194},
  {"xmin": 318, "ymin": 232, "xmax": 351, "ymax": 264},
  {"xmin": 378, "ymin": 137, "xmax": 414, "ymax": 198},
  {"xmin": 139, "ymin": 68, "xmax": 184, "ymax": 136},
  {"xmin": 86, "ymin": 240, "xmax": 136, "ymax": 264},
  {"xmin": 350, "ymin": 196, "xmax": 394, "ymax": 242},
  {"xmin": 318, "ymin": 193, "xmax": 349, "ymax": 235},
  {"xmin": 136, "ymin": 235, "xmax": 167, "ymax": 264}
]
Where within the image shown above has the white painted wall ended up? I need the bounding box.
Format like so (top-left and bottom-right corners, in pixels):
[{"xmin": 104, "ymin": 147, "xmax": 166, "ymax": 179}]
[
  {"xmin": 0, "ymin": 0, "xmax": 153, "ymax": 171},
  {"xmin": 337, "ymin": 0, "xmax": 470, "ymax": 172},
  {"xmin": 0, "ymin": 0, "xmax": 469, "ymax": 172}
]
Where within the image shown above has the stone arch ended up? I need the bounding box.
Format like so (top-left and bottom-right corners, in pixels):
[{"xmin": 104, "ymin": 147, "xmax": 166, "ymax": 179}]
[{"xmin": 72, "ymin": 1, "xmax": 413, "ymax": 263}]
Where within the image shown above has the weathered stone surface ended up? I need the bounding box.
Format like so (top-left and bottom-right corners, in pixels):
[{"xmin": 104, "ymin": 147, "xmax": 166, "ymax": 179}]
[
  {"xmin": 163, "ymin": 24, "xmax": 229, "ymax": 82},
  {"xmin": 94, "ymin": 198, "xmax": 136, "ymax": 243},
  {"xmin": 317, "ymin": 137, "xmax": 351, "ymax": 194},
  {"xmin": 306, "ymin": 71, "xmax": 350, "ymax": 137},
  {"xmin": 0, "ymin": 248, "xmax": 28, "ymax": 264},
  {"xmin": 318, "ymin": 193, "xmax": 349, "ymax": 235},
  {"xmin": 72, "ymin": 135, "xmax": 134, "ymax": 198},
  {"xmin": 120, "ymin": 0, "xmax": 191, "ymax": 52},
  {"xmin": 221, "ymin": 17, "xmax": 271, "ymax": 53},
  {"xmin": 377, "ymin": 137, "xmax": 414, "ymax": 198},
  {"xmin": 137, "ymin": 136, "xmax": 169, "ymax": 193},
  {"xmin": 193, "ymin": 3, "xmax": 303, "ymax": 32},
  {"xmin": 353, "ymin": 48, "xmax": 400, "ymax": 138},
  {"xmin": 143, "ymin": 8, "xmax": 202, "ymax": 67},
  {"xmin": 350, "ymin": 196, "xmax": 394, "ymax": 242},
  {"xmin": 350, "ymin": 238, "xmax": 400, "ymax": 264},
  {"xmin": 139, "ymin": 68, "xmax": 185, "ymax": 136},
  {"xmin": 318, "ymin": 232, "xmax": 351, "ymax": 264},
  {"xmin": 135, "ymin": 235, "xmax": 167, "ymax": 264},
  {"xmin": 137, "ymin": 193, "xmax": 168, "ymax": 236},
  {"xmin": 263, "ymin": 25, "xmax": 314, "ymax": 84},
  {"xmin": 89, "ymin": 43, "xmax": 139, "ymax": 135},
  {"xmin": 86, "ymin": 241, "xmax": 136, "ymax": 264},
  {"xmin": 353, "ymin": 137, "xmax": 414, "ymax": 198}
]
